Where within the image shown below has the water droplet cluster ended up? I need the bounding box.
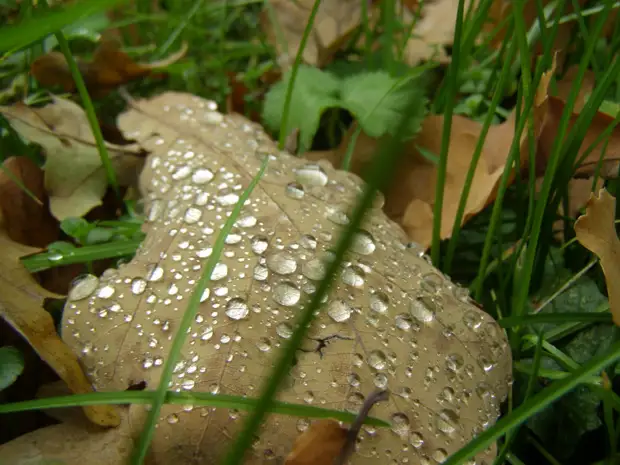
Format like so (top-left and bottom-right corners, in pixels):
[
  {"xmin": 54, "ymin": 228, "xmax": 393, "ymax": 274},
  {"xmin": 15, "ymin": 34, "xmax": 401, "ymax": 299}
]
[{"xmin": 62, "ymin": 93, "xmax": 511, "ymax": 464}]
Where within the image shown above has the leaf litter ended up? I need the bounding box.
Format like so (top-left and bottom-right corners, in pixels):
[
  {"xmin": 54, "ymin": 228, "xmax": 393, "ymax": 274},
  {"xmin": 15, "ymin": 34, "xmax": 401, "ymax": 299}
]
[{"xmin": 0, "ymin": 91, "xmax": 511, "ymax": 464}]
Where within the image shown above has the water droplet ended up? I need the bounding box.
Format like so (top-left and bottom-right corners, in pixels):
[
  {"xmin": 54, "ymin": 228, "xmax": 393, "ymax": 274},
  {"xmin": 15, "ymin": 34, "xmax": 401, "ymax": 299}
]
[
  {"xmin": 410, "ymin": 296, "xmax": 435, "ymax": 323},
  {"xmin": 347, "ymin": 373, "xmax": 361, "ymax": 387},
  {"xmin": 326, "ymin": 206, "xmax": 350, "ymax": 225},
  {"xmin": 200, "ymin": 288, "xmax": 210, "ymax": 302},
  {"xmin": 216, "ymin": 192, "xmax": 240, "ymax": 206},
  {"xmin": 273, "ymin": 281, "xmax": 301, "ymax": 306},
  {"xmin": 251, "ymin": 235, "xmax": 269, "ymax": 254},
  {"xmin": 257, "ymin": 337, "xmax": 272, "ymax": 352},
  {"xmin": 130, "ymin": 278, "xmax": 147, "ymax": 295},
  {"xmin": 200, "ymin": 326, "xmax": 214, "ymax": 341},
  {"xmin": 276, "ymin": 322, "xmax": 293, "ymax": 339},
  {"xmin": 184, "ymin": 207, "xmax": 202, "ymax": 223},
  {"xmin": 192, "ymin": 168, "xmax": 214, "ymax": 184},
  {"xmin": 299, "ymin": 234, "xmax": 317, "ymax": 250},
  {"xmin": 303, "ymin": 390, "xmax": 315, "ymax": 403},
  {"xmin": 445, "ymin": 353, "xmax": 465, "ymax": 373},
  {"xmin": 172, "ymin": 165, "xmax": 192, "ymax": 180},
  {"xmin": 296, "ymin": 418, "xmax": 310, "ymax": 432},
  {"xmin": 302, "ymin": 258, "xmax": 326, "ymax": 280},
  {"xmin": 210, "ymin": 263, "xmax": 228, "ymax": 281},
  {"xmin": 68, "ymin": 274, "xmax": 99, "ymax": 301},
  {"xmin": 463, "ymin": 310, "xmax": 483, "ymax": 331},
  {"xmin": 327, "ymin": 299, "xmax": 353, "ymax": 322},
  {"xmin": 395, "ymin": 313, "xmax": 415, "ymax": 331},
  {"xmin": 370, "ymin": 291, "xmax": 389, "ymax": 314},
  {"xmin": 182, "ymin": 379, "xmax": 195, "ymax": 390},
  {"xmin": 390, "ymin": 413, "xmax": 410, "ymax": 438},
  {"xmin": 226, "ymin": 298, "xmax": 249, "ymax": 320},
  {"xmin": 97, "ymin": 285, "xmax": 115, "ymax": 299},
  {"xmin": 146, "ymin": 265, "xmax": 164, "ymax": 282},
  {"xmin": 435, "ymin": 409, "xmax": 459, "ymax": 435},
  {"xmin": 368, "ymin": 350, "xmax": 387, "ymax": 370},
  {"xmin": 167, "ymin": 413, "xmax": 180, "ymax": 424},
  {"xmin": 295, "ymin": 164, "xmax": 328, "ymax": 187},
  {"xmin": 432, "ymin": 448, "xmax": 448, "ymax": 463},
  {"xmin": 373, "ymin": 373, "xmax": 388, "ymax": 389},
  {"xmin": 341, "ymin": 265, "xmax": 365, "ymax": 288},
  {"xmin": 351, "ymin": 230, "xmax": 376, "ymax": 255},
  {"xmin": 285, "ymin": 182, "xmax": 305, "ymax": 199},
  {"xmin": 266, "ymin": 252, "xmax": 297, "ymax": 275},
  {"xmin": 253, "ymin": 264, "xmax": 268, "ymax": 281},
  {"xmin": 410, "ymin": 431, "xmax": 424, "ymax": 449}
]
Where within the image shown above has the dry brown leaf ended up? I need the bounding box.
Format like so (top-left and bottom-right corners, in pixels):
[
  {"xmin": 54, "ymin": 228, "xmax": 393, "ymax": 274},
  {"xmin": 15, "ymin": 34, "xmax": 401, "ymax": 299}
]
[
  {"xmin": 31, "ymin": 38, "xmax": 187, "ymax": 98},
  {"xmin": 0, "ymin": 226, "xmax": 120, "ymax": 427},
  {"xmin": 0, "ymin": 405, "xmax": 147, "ymax": 465},
  {"xmin": 0, "ymin": 97, "xmax": 144, "ymax": 220},
  {"xmin": 574, "ymin": 188, "xmax": 620, "ymax": 325},
  {"xmin": 0, "ymin": 156, "xmax": 58, "ymax": 248},
  {"xmin": 262, "ymin": 0, "xmax": 365, "ymax": 68},
  {"xmin": 1, "ymin": 91, "xmax": 513, "ymax": 464},
  {"xmin": 285, "ymin": 419, "xmax": 347, "ymax": 465}
]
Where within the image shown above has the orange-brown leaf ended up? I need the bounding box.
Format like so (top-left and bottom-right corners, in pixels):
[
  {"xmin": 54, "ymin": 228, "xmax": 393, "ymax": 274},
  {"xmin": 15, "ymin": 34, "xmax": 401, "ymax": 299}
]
[
  {"xmin": 31, "ymin": 38, "xmax": 187, "ymax": 98},
  {"xmin": 574, "ymin": 188, "xmax": 620, "ymax": 325},
  {"xmin": 285, "ymin": 419, "xmax": 348, "ymax": 465}
]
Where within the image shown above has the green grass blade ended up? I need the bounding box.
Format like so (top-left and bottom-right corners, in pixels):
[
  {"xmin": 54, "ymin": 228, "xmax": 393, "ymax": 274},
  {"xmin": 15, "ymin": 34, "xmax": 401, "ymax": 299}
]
[
  {"xmin": 0, "ymin": 0, "xmax": 127, "ymax": 54},
  {"xmin": 220, "ymin": 94, "xmax": 423, "ymax": 465},
  {"xmin": 499, "ymin": 312, "xmax": 612, "ymax": 328},
  {"xmin": 443, "ymin": 340, "xmax": 620, "ymax": 465},
  {"xmin": 21, "ymin": 239, "xmax": 143, "ymax": 273},
  {"xmin": 277, "ymin": 0, "xmax": 322, "ymax": 151},
  {"xmin": 130, "ymin": 157, "xmax": 270, "ymax": 465},
  {"xmin": 0, "ymin": 391, "xmax": 388, "ymax": 427},
  {"xmin": 430, "ymin": 0, "xmax": 466, "ymax": 266}
]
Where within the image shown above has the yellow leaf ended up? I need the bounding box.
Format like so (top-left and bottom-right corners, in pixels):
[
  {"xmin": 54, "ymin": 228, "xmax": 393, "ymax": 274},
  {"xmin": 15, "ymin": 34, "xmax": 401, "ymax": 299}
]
[
  {"xmin": 285, "ymin": 419, "xmax": 347, "ymax": 465},
  {"xmin": 574, "ymin": 188, "xmax": 620, "ymax": 326}
]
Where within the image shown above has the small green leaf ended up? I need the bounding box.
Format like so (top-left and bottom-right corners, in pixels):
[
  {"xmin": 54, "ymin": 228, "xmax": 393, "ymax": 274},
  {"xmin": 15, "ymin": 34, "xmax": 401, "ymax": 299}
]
[
  {"xmin": 340, "ymin": 71, "xmax": 425, "ymax": 138},
  {"xmin": 60, "ymin": 217, "xmax": 92, "ymax": 243},
  {"xmin": 0, "ymin": 346, "xmax": 24, "ymax": 391},
  {"xmin": 262, "ymin": 65, "xmax": 340, "ymax": 153}
]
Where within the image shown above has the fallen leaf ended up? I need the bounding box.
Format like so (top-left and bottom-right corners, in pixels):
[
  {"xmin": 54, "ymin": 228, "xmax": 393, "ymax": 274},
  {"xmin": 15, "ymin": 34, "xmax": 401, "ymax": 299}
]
[
  {"xmin": 0, "ymin": 156, "xmax": 58, "ymax": 248},
  {"xmin": 574, "ymin": 188, "xmax": 620, "ymax": 325},
  {"xmin": 0, "ymin": 97, "xmax": 144, "ymax": 220},
  {"xmin": 285, "ymin": 419, "xmax": 347, "ymax": 465},
  {"xmin": 0, "ymin": 226, "xmax": 120, "ymax": 427},
  {"xmin": 31, "ymin": 37, "xmax": 187, "ymax": 98},
  {"xmin": 14, "ymin": 91, "xmax": 512, "ymax": 464},
  {"xmin": 0, "ymin": 405, "xmax": 146, "ymax": 465},
  {"xmin": 262, "ymin": 0, "xmax": 367, "ymax": 68}
]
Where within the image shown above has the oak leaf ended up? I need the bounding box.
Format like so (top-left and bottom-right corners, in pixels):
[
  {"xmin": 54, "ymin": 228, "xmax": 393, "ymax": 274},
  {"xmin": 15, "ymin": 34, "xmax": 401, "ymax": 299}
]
[
  {"xmin": 0, "ymin": 97, "xmax": 144, "ymax": 220},
  {"xmin": 31, "ymin": 38, "xmax": 187, "ymax": 98},
  {"xmin": 574, "ymin": 188, "xmax": 620, "ymax": 326}
]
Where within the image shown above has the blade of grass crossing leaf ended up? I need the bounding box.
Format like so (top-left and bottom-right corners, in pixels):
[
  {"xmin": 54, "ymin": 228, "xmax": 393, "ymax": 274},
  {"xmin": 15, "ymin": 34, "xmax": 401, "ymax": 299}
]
[
  {"xmin": 21, "ymin": 239, "xmax": 143, "ymax": 273},
  {"xmin": 499, "ymin": 312, "xmax": 612, "ymax": 328},
  {"xmin": 55, "ymin": 32, "xmax": 120, "ymax": 198},
  {"xmin": 0, "ymin": 0, "xmax": 127, "ymax": 54},
  {"xmin": 430, "ymin": 0, "xmax": 466, "ymax": 267},
  {"xmin": 277, "ymin": 0, "xmax": 322, "ymax": 151},
  {"xmin": 0, "ymin": 391, "xmax": 388, "ymax": 428},
  {"xmin": 443, "ymin": 340, "xmax": 620, "ymax": 465},
  {"xmin": 444, "ymin": 37, "xmax": 518, "ymax": 274},
  {"xmin": 220, "ymin": 93, "xmax": 422, "ymax": 465},
  {"xmin": 511, "ymin": 1, "xmax": 615, "ymax": 327},
  {"xmin": 131, "ymin": 157, "xmax": 270, "ymax": 465}
]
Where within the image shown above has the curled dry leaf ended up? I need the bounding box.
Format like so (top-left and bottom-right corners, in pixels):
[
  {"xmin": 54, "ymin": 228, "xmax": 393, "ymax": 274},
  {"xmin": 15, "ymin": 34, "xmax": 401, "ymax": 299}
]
[
  {"xmin": 0, "ymin": 225, "xmax": 120, "ymax": 427},
  {"xmin": 0, "ymin": 91, "xmax": 514, "ymax": 464},
  {"xmin": 0, "ymin": 97, "xmax": 144, "ymax": 220},
  {"xmin": 574, "ymin": 188, "xmax": 620, "ymax": 326},
  {"xmin": 31, "ymin": 38, "xmax": 188, "ymax": 98},
  {"xmin": 262, "ymin": 0, "xmax": 364, "ymax": 68}
]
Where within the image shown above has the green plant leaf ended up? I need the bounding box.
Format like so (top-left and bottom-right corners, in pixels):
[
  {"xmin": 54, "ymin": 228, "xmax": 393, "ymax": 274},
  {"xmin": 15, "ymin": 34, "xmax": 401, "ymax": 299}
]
[
  {"xmin": 527, "ymin": 385, "xmax": 602, "ymax": 460},
  {"xmin": 0, "ymin": 346, "xmax": 24, "ymax": 391},
  {"xmin": 339, "ymin": 71, "xmax": 425, "ymax": 138},
  {"xmin": 262, "ymin": 65, "xmax": 340, "ymax": 152}
]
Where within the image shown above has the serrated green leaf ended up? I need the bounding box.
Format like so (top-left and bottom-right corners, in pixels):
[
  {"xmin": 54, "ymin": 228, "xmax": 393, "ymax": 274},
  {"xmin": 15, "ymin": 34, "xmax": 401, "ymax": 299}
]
[
  {"xmin": 339, "ymin": 71, "xmax": 425, "ymax": 138},
  {"xmin": 0, "ymin": 346, "xmax": 24, "ymax": 391},
  {"xmin": 262, "ymin": 65, "xmax": 340, "ymax": 153}
]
